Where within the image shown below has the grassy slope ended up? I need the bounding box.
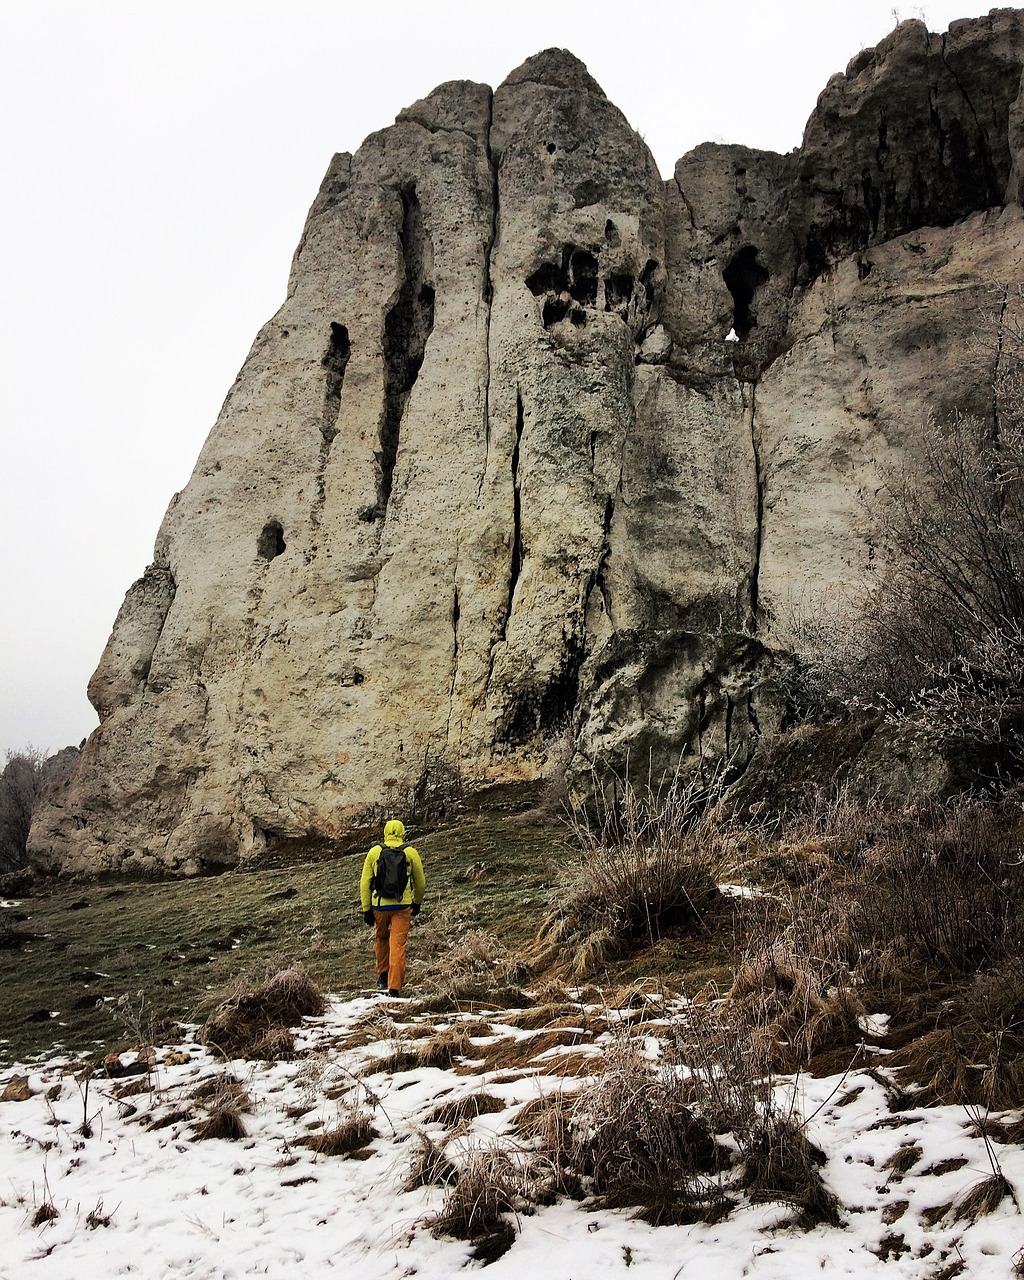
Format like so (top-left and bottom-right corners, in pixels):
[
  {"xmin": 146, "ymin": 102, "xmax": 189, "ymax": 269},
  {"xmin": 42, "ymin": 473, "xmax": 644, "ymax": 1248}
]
[
  {"xmin": 0, "ymin": 808, "xmax": 572, "ymax": 1066},
  {"xmin": 1, "ymin": 801, "xmax": 749, "ymax": 1068}
]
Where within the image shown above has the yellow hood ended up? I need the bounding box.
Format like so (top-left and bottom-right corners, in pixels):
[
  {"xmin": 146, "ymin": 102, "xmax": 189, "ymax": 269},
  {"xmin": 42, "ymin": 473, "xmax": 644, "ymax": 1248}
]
[{"xmin": 383, "ymin": 819, "xmax": 406, "ymax": 845}]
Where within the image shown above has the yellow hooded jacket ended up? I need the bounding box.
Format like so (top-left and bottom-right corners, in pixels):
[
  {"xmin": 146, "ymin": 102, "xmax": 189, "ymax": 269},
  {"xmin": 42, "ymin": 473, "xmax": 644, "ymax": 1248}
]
[{"xmin": 360, "ymin": 819, "xmax": 426, "ymax": 911}]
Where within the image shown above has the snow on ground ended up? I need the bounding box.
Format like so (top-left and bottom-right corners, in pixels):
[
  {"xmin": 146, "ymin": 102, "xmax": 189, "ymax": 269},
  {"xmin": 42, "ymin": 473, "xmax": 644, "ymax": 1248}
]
[{"xmin": 2, "ymin": 994, "xmax": 1023, "ymax": 1280}]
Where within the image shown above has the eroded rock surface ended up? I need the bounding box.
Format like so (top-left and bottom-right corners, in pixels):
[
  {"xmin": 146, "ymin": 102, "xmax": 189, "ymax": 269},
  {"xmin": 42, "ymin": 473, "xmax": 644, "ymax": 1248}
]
[{"xmin": 30, "ymin": 14, "xmax": 1024, "ymax": 873}]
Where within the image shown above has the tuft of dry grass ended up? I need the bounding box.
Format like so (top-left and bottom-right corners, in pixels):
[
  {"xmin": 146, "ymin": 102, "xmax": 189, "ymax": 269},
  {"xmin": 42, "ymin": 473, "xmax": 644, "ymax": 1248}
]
[
  {"xmin": 883, "ymin": 1143, "xmax": 922, "ymax": 1180},
  {"xmin": 417, "ymin": 1026, "xmax": 473, "ymax": 1070},
  {"xmin": 536, "ymin": 781, "xmax": 732, "ymax": 980},
  {"xmin": 737, "ymin": 1113, "xmax": 841, "ymax": 1228},
  {"xmin": 31, "ymin": 1201, "xmax": 59, "ymax": 1227},
  {"xmin": 188, "ymin": 1073, "xmax": 253, "ymax": 1140},
  {"xmin": 415, "ymin": 922, "xmax": 533, "ymax": 1011},
  {"xmin": 426, "ymin": 1145, "xmax": 529, "ymax": 1262},
  {"xmin": 425, "ymin": 1091, "xmax": 509, "ymax": 1128},
  {"xmin": 298, "ymin": 1110, "xmax": 378, "ymax": 1157},
  {"xmin": 950, "ymin": 1171, "xmax": 1018, "ymax": 1223},
  {"xmin": 556, "ymin": 1040, "xmax": 726, "ymax": 1225},
  {"xmin": 404, "ymin": 1131, "xmax": 459, "ymax": 1191},
  {"xmin": 201, "ymin": 964, "xmax": 326, "ymax": 1060}
]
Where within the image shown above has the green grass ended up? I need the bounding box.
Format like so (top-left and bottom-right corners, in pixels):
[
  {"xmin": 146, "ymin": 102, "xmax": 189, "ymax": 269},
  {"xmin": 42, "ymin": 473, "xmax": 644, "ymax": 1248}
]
[{"xmin": 0, "ymin": 804, "xmax": 567, "ymax": 1067}]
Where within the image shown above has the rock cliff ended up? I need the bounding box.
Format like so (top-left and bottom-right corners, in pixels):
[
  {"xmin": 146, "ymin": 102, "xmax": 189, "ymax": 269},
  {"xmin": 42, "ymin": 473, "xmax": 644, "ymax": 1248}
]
[{"xmin": 30, "ymin": 12, "xmax": 1024, "ymax": 874}]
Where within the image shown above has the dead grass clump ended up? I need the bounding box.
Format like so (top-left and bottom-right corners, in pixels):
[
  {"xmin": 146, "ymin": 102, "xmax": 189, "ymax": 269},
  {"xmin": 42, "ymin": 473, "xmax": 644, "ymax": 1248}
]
[
  {"xmin": 950, "ymin": 1171, "xmax": 1018, "ymax": 1223},
  {"xmin": 31, "ymin": 1201, "xmax": 59, "ymax": 1227},
  {"xmin": 426, "ymin": 1091, "xmax": 509, "ymax": 1128},
  {"xmin": 538, "ymin": 782, "xmax": 731, "ymax": 980},
  {"xmin": 193, "ymin": 1106, "xmax": 248, "ymax": 1141},
  {"xmin": 299, "ymin": 1110, "xmax": 378, "ymax": 1157},
  {"xmin": 727, "ymin": 941, "xmax": 865, "ymax": 1074},
  {"xmin": 201, "ymin": 964, "xmax": 326, "ymax": 1059},
  {"xmin": 883, "ymin": 1143, "xmax": 922, "ymax": 1179},
  {"xmin": 558, "ymin": 1041, "xmax": 726, "ymax": 1225},
  {"xmin": 190, "ymin": 1073, "xmax": 253, "ymax": 1142},
  {"xmin": 427, "ymin": 1146, "xmax": 529, "ymax": 1263},
  {"xmin": 503, "ymin": 1003, "xmax": 584, "ymax": 1031},
  {"xmin": 404, "ymin": 1131, "xmax": 458, "ymax": 1191},
  {"xmin": 418, "ymin": 1026, "xmax": 473, "ymax": 1069},
  {"xmin": 737, "ymin": 1113, "xmax": 841, "ymax": 1228},
  {"xmin": 852, "ymin": 804, "xmax": 1024, "ymax": 983},
  {"xmin": 417, "ymin": 923, "xmax": 533, "ymax": 1010}
]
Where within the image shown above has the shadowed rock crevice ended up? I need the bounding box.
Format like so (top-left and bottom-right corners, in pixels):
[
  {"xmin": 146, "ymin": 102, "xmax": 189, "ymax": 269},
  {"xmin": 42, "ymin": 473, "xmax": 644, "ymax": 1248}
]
[
  {"xmin": 501, "ymin": 395, "xmax": 525, "ymax": 640},
  {"xmin": 377, "ymin": 184, "xmax": 435, "ymax": 516},
  {"xmin": 321, "ymin": 323, "xmax": 351, "ymax": 444},
  {"xmin": 723, "ymin": 247, "xmax": 769, "ymax": 338}
]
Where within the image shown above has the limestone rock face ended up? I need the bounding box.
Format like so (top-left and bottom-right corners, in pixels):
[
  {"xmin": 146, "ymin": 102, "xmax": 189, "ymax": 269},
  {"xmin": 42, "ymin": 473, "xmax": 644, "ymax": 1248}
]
[{"xmin": 30, "ymin": 13, "xmax": 1024, "ymax": 873}]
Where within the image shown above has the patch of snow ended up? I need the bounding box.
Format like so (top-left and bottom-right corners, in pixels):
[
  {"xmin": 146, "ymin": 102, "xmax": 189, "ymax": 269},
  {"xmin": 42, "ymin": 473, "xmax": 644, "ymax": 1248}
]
[{"xmin": 1, "ymin": 993, "xmax": 1022, "ymax": 1278}]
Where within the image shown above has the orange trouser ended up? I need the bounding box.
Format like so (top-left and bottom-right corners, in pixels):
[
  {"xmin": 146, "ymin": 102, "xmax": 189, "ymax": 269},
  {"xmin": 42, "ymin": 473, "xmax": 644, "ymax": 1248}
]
[{"xmin": 374, "ymin": 908, "xmax": 412, "ymax": 991}]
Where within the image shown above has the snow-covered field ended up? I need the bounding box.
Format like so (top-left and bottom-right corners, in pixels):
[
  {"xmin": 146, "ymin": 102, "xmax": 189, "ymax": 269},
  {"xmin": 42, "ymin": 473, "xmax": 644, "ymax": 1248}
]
[{"xmin": 2, "ymin": 993, "xmax": 1022, "ymax": 1279}]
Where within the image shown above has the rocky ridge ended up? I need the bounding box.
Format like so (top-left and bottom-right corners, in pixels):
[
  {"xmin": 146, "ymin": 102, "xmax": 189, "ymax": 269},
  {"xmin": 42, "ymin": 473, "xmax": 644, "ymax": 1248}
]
[{"xmin": 30, "ymin": 12, "xmax": 1024, "ymax": 874}]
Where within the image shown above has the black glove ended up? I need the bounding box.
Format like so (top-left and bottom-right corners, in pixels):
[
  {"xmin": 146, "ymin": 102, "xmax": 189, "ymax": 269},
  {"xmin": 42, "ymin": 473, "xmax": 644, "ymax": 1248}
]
[
  {"xmin": 362, "ymin": 910, "xmax": 375, "ymax": 926},
  {"xmin": 411, "ymin": 902, "xmax": 421, "ymax": 917}
]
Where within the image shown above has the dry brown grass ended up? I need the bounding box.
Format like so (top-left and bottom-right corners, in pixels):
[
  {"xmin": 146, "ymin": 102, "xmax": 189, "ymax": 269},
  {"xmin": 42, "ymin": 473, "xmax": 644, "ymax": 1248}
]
[
  {"xmin": 950, "ymin": 1172, "xmax": 1018, "ymax": 1223},
  {"xmin": 425, "ymin": 1091, "xmax": 509, "ymax": 1128},
  {"xmin": 537, "ymin": 784, "xmax": 732, "ymax": 981},
  {"xmin": 415, "ymin": 923, "xmax": 533, "ymax": 1011},
  {"xmin": 298, "ymin": 1110, "xmax": 378, "ymax": 1157},
  {"xmin": 201, "ymin": 965, "xmax": 327, "ymax": 1060},
  {"xmin": 403, "ymin": 1130, "xmax": 458, "ymax": 1191},
  {"xmin": 727, "ymin": 940, "xmax": 866, "ymax": 1074},
  {"xmin": 883, "ymin": 1143, "xmax": 922, "ymax": 1179},
  {"xmin": 737, "ymin": 1113, "xmax": 841, "ymax": 1228},
  {"xmin": 427, "ymin": 1145, "xmax": 529, "ymax": 1263},
  {"xmin": 190, "ymin": 1073, "xmax": 252, "ymax": 1142},
  {"xmin": 553, "ymin": 1040, "xmax": 727, "ymax": 1226}
]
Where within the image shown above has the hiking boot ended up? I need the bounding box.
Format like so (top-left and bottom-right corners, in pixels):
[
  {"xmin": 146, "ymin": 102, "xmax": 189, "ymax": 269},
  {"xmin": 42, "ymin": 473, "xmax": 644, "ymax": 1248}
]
[
  {"xmin": 376, "ymin": 973, "xmax": 389, "ymax": 990},
  {"xmin": 387, "ymin": 989, "xmax": 401, "ymax": 998}
]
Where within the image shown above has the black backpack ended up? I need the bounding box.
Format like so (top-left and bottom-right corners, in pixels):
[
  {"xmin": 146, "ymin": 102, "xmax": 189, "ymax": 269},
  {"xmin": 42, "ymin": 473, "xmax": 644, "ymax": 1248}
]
[{"xmin": 371, "ymin": 844, "xmax": 409, "ymax": 902}]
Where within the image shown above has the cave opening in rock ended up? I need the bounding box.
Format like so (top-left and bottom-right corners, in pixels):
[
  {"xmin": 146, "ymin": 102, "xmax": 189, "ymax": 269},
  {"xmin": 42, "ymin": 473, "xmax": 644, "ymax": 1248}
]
[
  {"xmin": 722, "ymin": 246, "xmax": 769, "ymax": 337},
  {"xmin": 258, "ymin": 522, "xmax": 286, "ymax": 561}
]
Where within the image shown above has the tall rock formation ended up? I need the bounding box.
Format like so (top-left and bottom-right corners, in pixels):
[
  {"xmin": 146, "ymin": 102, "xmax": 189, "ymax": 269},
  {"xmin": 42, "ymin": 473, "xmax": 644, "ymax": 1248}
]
[{"xmin": 31, "ymin": 12, "xmax": 1024, "ymax": 874}]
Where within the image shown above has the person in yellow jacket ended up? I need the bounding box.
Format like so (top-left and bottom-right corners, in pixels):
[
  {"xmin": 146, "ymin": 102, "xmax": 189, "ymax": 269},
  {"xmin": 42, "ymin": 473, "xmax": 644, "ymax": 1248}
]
[{"xmin": 359, "ymin": 819, "xmax": 426, "ymax": 996}]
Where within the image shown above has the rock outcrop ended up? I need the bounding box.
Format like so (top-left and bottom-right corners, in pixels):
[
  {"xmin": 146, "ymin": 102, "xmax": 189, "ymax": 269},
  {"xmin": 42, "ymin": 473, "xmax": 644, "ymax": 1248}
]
[{"xmin": 30, "ymin": 12, "xmax": 1024, "ymax": 874}]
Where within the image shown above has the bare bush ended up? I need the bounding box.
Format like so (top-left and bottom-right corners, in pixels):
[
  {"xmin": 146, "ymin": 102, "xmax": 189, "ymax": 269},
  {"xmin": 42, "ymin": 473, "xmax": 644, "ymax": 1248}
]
[{"xmin": 843, "ymin": 803, "xmax": 1024, "ymax": 983}]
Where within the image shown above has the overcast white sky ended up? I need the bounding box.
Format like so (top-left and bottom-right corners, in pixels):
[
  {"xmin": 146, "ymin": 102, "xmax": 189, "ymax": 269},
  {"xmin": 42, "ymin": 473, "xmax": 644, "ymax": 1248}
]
[{"xmin": 0, "ymin": 0, "xmax": 1004, "ymax": 757}]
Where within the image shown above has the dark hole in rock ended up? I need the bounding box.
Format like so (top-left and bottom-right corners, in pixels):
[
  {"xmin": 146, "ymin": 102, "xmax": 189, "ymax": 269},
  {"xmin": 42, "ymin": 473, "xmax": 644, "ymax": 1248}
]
[
  {"xmin": 546, "ymin": 142, "xmax": 556, "ymax": 154},
  {"xmin": 568, "ymin": 251, "xmax": 599, "ymax": 305},
  {"xmin": 604, "ymin": 220, "xmax": 620, "ymax": 247},
  {"xmin": 604, "ymin": 273, "xmax": 634, "ymax": 312},
  {"xmin": 321, "ymin": 322, "xmax": 351, "ymax": 443},
  {"xmin": 638, "ymin": 259, "xmax": 659, "ymax": 307},
  {"xmin": 258, "ymin": 522, "xmax": 286, "ymax": 561},
  {"xmin": 542, "ymin": 297, "xmax": 571, "ymax": 327},
  {"xmin": 570, "ymin": 309, "xmax": 587, "ymax": 328},
  {"xmin": 353, "ymin": 671, "xmax": 365, "ymax": 684},
  {"xmin": 723, "ymin": 246, "xmax": 769, "ymax": 337},
  {"xmin": 526, "ymin": 261, "xmax": 565, "ymax": 296}
]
